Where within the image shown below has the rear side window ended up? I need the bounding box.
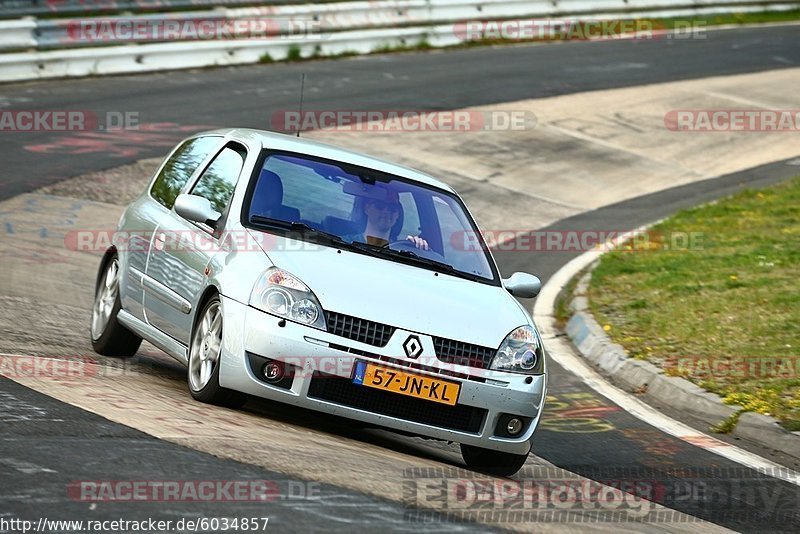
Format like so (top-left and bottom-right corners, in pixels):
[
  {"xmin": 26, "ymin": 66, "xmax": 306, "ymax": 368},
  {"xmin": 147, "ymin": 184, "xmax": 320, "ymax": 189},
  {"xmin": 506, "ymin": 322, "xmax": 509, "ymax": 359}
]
[
  {"xmin": 191, "ymin": 145, "xmax": 246, "ymax": 214},
  {"xmin": 150, "ymin": 136, "xmax": 220, "ymax": 208}
]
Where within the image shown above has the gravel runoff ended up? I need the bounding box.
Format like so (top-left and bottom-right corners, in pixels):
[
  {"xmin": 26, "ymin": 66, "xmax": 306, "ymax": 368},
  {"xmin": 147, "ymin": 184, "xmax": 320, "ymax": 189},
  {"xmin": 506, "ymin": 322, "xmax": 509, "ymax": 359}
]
[{"xmin": 37, "ymin": 158, "xmax": 162, "ymax": 206}]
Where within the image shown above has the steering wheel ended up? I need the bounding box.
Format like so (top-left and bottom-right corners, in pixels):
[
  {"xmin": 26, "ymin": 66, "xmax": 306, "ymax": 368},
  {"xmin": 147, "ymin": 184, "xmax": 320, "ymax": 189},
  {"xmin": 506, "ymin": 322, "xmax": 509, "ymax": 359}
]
[{"xmin": 388, "ymin": 239, "xmax": 447, "ymax": 261}]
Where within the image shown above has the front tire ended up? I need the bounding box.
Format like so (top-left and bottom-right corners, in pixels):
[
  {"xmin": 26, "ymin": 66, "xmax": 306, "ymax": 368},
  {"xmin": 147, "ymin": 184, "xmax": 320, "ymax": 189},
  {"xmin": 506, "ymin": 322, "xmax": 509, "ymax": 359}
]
[
  {"xmin": 460, "ymin": 443, "xmax": 529, "ymax": 476},
  {"xmin": 90, "ymin": 255, "xmax": 142, "ymax": 358},
  {"xmin": 187, "ymin": 296, "xmax": 246, "ymax": 408}
]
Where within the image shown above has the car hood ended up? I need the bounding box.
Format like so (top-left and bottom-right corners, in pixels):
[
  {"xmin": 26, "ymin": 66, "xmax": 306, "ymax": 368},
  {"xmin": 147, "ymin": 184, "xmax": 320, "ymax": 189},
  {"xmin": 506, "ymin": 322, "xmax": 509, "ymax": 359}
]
[{"xmin": 250, "ymin": 231, "xmax": 529, "ymax": 347}]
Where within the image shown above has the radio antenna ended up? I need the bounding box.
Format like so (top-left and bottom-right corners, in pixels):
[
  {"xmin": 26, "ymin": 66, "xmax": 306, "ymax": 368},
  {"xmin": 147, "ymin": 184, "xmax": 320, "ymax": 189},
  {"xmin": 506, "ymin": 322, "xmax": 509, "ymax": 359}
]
[{"xmin": 296, "ymin": 73, "xmax": 305, "ymax": 137}]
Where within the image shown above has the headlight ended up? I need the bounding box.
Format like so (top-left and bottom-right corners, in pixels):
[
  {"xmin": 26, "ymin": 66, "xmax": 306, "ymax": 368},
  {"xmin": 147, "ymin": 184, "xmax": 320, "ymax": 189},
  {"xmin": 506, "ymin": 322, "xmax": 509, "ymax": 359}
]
[
  {"xmin": 489, "ymin": 325, "xmax": 545, "ymax": 374},
  {"xmin": 250, "ymin": 267, "xmax": 327, "ymax": 330}
]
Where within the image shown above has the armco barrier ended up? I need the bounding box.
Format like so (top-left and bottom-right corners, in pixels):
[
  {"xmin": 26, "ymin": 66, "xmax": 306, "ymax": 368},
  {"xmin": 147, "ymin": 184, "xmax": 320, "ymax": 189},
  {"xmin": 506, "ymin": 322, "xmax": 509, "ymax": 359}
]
[
  {"xmin": 0, "ymin": 19, "xmax": 36, "ymax": 49},
  {"xmin": 18, "ymin": 0, "xmax": 800, "ymax": 50},
  {"xmin": 33, "ymin": 9, "xmax": 229, "ymax": 49},
  {"xmin": 0, "ymin": 0, "xmax": 798, "ymax": 81},
  {"xmin": 0, "ymin": 0, "xmax": 308, "ymax": 19},
  {"xmin": 0, "ymin": 24, "xmax": 458, "ymax": 81}
]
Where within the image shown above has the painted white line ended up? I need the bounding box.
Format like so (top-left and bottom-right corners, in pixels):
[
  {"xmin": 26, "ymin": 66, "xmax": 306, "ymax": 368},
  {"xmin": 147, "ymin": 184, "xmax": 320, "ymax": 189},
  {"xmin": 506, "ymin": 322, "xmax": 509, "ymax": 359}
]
[
  {"xmin": 698, "ymin": 90, "xmax": 781, "ymax": 109},
  {"xmin": 532, "ymin": 228, "xmax": 800, "ymax": 488}
]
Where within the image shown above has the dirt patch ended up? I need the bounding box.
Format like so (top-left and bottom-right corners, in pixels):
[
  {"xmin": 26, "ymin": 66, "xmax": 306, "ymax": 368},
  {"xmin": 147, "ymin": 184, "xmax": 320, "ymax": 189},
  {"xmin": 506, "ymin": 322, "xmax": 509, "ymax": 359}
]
[{"xmin": 37, "ymin": 158, "xmax": 161, "ymax": 206}]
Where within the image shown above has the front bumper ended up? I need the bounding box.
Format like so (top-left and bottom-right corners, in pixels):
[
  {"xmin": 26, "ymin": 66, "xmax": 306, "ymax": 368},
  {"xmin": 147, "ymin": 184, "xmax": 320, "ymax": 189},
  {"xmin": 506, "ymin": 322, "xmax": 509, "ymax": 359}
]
[{"xmin": 218, "ymin": 297, "xmax": 546, "ymax": 455}]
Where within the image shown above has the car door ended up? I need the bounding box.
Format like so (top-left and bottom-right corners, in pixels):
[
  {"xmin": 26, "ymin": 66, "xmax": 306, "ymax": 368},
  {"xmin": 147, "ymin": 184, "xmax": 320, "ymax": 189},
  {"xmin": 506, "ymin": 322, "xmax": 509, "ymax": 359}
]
[
  {"xmin": 143, "ymin": 141, "xmax": 248, "ymax": 344},
  {"xmin": 120, "ymin": 135, "xmax": 222, "ymax": 321}
]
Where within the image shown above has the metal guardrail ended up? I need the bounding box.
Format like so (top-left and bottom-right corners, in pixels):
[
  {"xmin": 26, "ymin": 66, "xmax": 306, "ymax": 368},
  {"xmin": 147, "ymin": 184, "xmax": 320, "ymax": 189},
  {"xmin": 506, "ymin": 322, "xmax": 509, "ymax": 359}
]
[
  {"xmin": 0, "ymin": 18, "xmax": 36, "ymax": 49},
  {"xmin": 0, "ymin": 0, "xmax": 318, "ymax": 19},
  {"xmin": 32, "ymin": 9, "xmax": 229, "ymax": 49},
  {"xmin": 0, "ymin": 0, "xmax": 797, "ymax": 81},
  {"xmin": 3, "ymin": 0, "xmax": 797, "ymax": 51}
]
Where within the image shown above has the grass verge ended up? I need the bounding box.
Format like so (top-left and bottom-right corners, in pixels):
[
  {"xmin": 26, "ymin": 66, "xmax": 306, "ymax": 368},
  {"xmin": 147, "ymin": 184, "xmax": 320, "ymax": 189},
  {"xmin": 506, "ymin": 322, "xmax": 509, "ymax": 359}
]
[
  {"xmin": 555, "ymin": 267, "xmax": 584, "ymax": 329},
  {"xmin": 588, "ymin": 177, "xmax": 800, "ymax": 431}
]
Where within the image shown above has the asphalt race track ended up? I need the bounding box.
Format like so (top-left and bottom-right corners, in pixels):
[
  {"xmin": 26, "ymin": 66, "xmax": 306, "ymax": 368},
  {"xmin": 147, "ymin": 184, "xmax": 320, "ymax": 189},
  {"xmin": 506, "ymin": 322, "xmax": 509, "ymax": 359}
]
[
  {"xmin": 2, "ymin": 24, "xmax": 800, "ymax": 200},
  {"xmin": 1, "ymin": 23, "xmax": 799, "ymax": 532}
]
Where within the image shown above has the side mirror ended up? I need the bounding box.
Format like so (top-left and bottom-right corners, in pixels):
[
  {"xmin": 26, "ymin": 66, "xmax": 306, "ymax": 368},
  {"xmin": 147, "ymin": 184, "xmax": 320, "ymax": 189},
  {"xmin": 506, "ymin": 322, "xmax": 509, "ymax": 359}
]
[
  {"xmin": 174, "ymin": 194, "xmax": 221, "ymax": 228},
  {"xmin": 503, "ymin": 272, "xmax": 542, "ymax": 299}
]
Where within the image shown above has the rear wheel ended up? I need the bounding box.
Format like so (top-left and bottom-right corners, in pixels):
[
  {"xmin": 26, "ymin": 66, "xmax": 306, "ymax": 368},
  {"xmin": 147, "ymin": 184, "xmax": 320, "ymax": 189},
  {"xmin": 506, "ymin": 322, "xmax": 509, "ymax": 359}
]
[
  {"xmin": 90, "ymin": 255, "xmax": 142, "ymax": 357},
  {"xmin": 460, "ymin": 443, "xmax": 529, "ymax": 476},
  {"xmin": 187, "ymin": 296, "xmax": 247, "ymax": 408}
]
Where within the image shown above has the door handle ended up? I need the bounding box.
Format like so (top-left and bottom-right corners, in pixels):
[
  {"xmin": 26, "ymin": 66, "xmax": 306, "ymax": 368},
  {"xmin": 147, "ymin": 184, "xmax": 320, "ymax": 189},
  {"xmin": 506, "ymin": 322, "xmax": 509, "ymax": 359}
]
[{"xmin": 154, "ymin": 232, "xmax": 166, "ymax": 251}]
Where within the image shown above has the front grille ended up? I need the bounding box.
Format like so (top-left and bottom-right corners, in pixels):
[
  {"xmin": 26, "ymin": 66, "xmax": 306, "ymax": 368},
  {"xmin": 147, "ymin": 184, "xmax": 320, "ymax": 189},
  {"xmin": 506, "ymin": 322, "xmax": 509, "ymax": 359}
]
[
  {"xmin": 307, "ymin": 373, "xmax": 486, "ymax": 433},
  {"xmin": 325, "ymin": 311, "xmax": 395, "ymax": 347},
  {"xmin": 433, "ymin": 337, "xmax": 496, "ymax": 370}
]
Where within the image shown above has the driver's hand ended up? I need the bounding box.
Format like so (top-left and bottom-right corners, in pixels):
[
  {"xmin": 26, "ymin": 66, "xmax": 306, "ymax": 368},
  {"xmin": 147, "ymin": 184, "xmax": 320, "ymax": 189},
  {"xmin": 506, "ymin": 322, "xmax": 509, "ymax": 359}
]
[{"xmin": 406, "ymin": 235, "xmax": 429, "ymax": 250}]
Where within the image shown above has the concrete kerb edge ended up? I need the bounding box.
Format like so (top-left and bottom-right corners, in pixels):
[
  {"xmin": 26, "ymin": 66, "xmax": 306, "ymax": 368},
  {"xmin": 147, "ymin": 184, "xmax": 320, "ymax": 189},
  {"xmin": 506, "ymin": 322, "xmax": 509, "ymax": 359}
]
[{"xmin": 556, "ymin": 248, "xmax": 800, "ymax": 461}]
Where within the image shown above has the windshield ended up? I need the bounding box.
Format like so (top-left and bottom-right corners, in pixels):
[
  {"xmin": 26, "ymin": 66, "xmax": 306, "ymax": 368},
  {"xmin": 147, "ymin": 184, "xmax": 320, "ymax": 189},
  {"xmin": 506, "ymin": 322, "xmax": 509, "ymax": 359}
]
[{"xmin": 244, "ymin": 152, "xmax": 497, "ymax": 283}]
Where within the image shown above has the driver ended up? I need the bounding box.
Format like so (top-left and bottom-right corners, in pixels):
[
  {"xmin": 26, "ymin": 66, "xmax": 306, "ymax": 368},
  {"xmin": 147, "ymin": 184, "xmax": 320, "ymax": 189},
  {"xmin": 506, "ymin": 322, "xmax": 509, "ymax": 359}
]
[{"xmin": 346, "ymin": 191, "xmax": 429, "ymax": 250}]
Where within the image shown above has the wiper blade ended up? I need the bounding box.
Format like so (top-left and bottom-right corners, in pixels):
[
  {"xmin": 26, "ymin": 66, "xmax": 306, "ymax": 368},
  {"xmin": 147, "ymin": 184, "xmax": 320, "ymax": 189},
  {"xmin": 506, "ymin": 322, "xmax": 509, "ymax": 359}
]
[
  {"xmin": 390, "ymin": 249, "xmax": 460, "ymax": 274},
  {"xmin": 250, "ymin": 217, "xmax": 406, "ymax": 261},
  {"xmin": 249, "ymin": 216, "xmax": 347, "ymax": 246},
  {"xmin": 350, "ymin": 241, "xmax": 461, "ymax": 275}
]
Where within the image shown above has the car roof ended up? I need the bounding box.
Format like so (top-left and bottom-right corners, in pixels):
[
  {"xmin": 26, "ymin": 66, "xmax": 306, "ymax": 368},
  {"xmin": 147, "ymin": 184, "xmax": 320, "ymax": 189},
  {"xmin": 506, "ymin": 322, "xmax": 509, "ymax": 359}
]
[{"xmin": 199, "ymin": 128, "xmax": 456, "ymax": 193}]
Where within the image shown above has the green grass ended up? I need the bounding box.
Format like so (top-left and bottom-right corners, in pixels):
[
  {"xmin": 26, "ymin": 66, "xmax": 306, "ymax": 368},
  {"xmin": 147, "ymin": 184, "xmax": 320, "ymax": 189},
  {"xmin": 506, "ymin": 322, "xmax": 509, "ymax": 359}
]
[
  {"xmin": 555, "ymin": 267, "xmax": 583, "ymax": 328},
  {"xmin": 371, "ymin": 38, "xmax": 432, "ymax": 54},
  {"xmin": 618, "ymin": 9, "xmax": 800, "ymax": 32},
  {"xmin": 286, "ymin": 44, "xmax": 303, "ymax": 62},
  {"xmin": 588, "ymin": 177, "xmax": 800, "ymax": 431},
  {"xmin": 711, "ymin": 411, "xmax": 743, "ymax": 434},
  {"xmin": 671, "ymin": 8, "xmax": 800, "ymax": 27}
]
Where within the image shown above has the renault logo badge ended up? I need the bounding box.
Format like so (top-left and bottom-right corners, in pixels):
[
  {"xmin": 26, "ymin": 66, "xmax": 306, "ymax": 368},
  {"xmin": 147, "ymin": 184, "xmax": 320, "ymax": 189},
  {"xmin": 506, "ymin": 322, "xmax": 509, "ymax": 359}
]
[{"xmin": 403, "ymin": 335, "xmax": 423, "ymax": 359}]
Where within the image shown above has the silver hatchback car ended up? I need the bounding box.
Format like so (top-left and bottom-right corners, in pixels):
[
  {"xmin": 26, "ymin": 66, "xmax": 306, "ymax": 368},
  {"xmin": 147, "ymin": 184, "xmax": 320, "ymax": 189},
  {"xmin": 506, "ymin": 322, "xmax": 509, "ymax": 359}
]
[{"xmin": 90, "ymin": 128, "xmax": 547, "ymax": 475}]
